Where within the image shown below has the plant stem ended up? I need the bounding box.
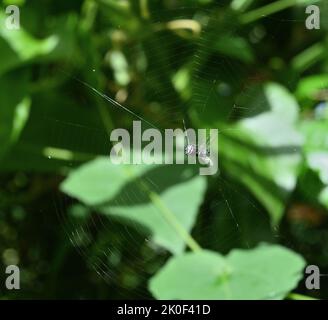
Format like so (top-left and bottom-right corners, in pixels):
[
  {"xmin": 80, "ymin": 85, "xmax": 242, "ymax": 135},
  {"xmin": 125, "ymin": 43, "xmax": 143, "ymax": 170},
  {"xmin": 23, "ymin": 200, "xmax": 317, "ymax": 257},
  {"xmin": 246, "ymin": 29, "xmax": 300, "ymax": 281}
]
[
  {"xmin": 140, "ymin": 0, "xmax": 150, "ymax": 19},
  {"xmin": 292, "ymin": 42, "xmax": 326, "ymax": 73},
  {"xmin": 240, "ymin": 0, "xmax": 312, "ymax": 24},
  {"xmin": 147, "ymin": 190, "xmax": 202, "ymax": 253},
  {"xmin": 133, "ymin": 175, "xmax": 202, "ymax": 253},
  {"xmin": 287, "ymin": 293, "xmax": 318, "ymax": 300}
]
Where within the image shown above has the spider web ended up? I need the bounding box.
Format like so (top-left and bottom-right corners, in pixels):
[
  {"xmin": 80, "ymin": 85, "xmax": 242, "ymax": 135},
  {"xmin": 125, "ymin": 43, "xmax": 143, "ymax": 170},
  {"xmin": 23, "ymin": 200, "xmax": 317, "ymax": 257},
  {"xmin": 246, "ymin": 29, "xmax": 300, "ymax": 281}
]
[{"xmin": 48, "ymin": 5, "xmax": 282, "ymax": 298}]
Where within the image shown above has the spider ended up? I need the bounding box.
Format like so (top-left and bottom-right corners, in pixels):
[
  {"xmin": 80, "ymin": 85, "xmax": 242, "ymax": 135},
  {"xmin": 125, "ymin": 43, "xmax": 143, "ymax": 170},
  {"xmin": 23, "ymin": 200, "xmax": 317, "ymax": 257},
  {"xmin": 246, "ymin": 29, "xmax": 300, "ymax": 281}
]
[{"xmin": 183, "ymin": 119, "xmax": 213, "ymax": 166}]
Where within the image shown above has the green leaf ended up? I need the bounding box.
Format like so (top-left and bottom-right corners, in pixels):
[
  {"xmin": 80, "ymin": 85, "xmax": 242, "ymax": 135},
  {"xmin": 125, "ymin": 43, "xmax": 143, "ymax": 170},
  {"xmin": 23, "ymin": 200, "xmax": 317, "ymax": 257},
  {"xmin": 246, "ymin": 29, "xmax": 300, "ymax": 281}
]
[
  {"xmin": 0, "ymin": 73, "xmax": 31, "ymax": 159},
  {"xmin": 61, "ymin": 158, "xmax": 207, "ymax": 254},
  {"xmin": 61, "ymin": 157, "xmax": 156, "ymax": 206},
  {"xmin": 220, "ymin": 83, "xmax": 302, "ymax": 223},
  {"xmin": 213, "ymin": 35, "xmax": 254, "ymax": 63},
  {"xmin": 101, "ymin": 171, "xmax": 205, "ymax": 254},
  {"xmin": 300, "ymin": 120, "xmax": 328, "ymax": 153},
  {"xmin": 0, "ymin": 13, "xmax": 58, "ymax": 76},
  {"xmin": 300, "ymin": 119, "xmax": 328, "ymax": 209},
  {"xmin": 149, "ymin": 244, "xmax": 305, "ymax": 299},
  {"xmin": 261, "ymin": 83, "xmax": 299, "ymax": 123},
  {"xmin": 296, "ymin": 74, "xmax": 328, "ymax": 105},
  {"xmin": 236, "ymin": 82, "xmax": 299, "ymax": 122}
]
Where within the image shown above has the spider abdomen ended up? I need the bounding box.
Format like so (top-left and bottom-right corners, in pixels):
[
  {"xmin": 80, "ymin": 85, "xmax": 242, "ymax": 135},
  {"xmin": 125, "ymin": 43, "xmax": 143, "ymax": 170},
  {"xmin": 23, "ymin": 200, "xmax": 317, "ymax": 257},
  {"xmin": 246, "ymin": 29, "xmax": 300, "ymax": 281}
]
[{"xmin": 185, "ymin": 144, "xmax": 198, "ymax": 156}]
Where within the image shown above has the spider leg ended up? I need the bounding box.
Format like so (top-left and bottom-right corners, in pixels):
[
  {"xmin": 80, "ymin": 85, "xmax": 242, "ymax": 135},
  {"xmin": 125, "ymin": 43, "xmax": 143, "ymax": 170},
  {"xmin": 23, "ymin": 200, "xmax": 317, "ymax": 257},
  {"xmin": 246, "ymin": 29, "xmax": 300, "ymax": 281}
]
[{"xmin": 182, "ymin": 118, "xmax": 190, "ymax": 147}]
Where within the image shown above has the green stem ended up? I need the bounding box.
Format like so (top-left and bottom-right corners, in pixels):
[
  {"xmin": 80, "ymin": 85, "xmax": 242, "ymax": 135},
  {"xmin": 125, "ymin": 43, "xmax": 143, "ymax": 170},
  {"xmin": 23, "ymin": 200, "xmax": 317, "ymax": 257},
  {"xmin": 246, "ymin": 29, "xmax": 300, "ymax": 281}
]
[
  {"xmin": 147, "ymin": 190, "xmax": 202, "ymax": 253},
  {"xmin": 140, "ymin": 0, "xmax": 150, "ymax": 19},
  {"xmin": 292, "ymin": 42, "xmax": 326, "ymax": 73},
  {"xmin": 81, "ymin": 0, "xmax": 98, "ymax": 31},
  {"xmin": 240, "ymin": 0, "xmax": 312, "ymax": 24},
  {"xmin": 129, "ymin": 171, "xmax": 202, "ymax": 253},
  {"xmin": 287, "ymin": 293, "xmax": 318, "ymax": 300}
]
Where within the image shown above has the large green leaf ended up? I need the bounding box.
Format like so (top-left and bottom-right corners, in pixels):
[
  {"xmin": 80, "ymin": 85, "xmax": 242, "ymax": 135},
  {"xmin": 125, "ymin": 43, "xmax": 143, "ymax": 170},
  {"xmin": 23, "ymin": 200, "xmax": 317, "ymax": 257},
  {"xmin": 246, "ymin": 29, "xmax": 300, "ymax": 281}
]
[
  {"xmin": 61, "ymin": 157, "xmax": 156, "ymax": 206},
  {"xmin": 61, "ymin": 158, "xmax": 207, "ymax": 254},
  {"xmin": 101, "ymin": 172, "xmax": 205, "ymax": 254},
  {"xmin": 219, "ymin": 83, "xmax": 303, "ymax": 223},
  {"xmin": 149, "ymin": 244, "xmax": 305, "ymax": 299}
]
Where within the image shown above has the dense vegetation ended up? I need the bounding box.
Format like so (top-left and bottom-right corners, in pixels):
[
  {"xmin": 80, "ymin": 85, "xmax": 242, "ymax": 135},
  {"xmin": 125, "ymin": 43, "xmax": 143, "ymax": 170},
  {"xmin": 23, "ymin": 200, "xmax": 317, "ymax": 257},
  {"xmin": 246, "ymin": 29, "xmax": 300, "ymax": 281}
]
[{"xmin": 1, "ymin": 0, "xmax": 328, "ymax": 299}]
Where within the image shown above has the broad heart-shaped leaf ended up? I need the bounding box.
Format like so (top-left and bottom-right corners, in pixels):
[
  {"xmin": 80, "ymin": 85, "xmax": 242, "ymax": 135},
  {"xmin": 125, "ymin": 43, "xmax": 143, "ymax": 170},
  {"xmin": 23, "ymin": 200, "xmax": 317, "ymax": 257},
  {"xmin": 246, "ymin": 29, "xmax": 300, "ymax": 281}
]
[
  {"xmin": 60, "ymin": 157, "xmax": 156, "ymax": 206},
  {"xmin": 235, "ymin": 82, "xmax": 299, "ymax": 122},
  {"xmin": 100, "ymin": 174, "xmax": 206, "ymax": 255},
  {"xmin": 61, "ymin": 157, "xmax": 207, "ymax": 254},
  {"xmin": 0, "ymin": 72, "xmax": 31, "ymax": 159},
  {"xmin": 219, "ymin": 83, "xmax": 303, "ymax": 224},
  {"xmin": 149, "ymin": 244, "xmax": 305, "ymax": 300}
]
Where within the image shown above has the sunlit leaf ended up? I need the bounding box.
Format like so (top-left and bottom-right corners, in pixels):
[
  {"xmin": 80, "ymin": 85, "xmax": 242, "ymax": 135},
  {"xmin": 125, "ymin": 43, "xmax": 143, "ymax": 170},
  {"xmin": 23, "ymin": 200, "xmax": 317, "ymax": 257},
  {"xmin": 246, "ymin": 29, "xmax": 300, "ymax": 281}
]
[
  {"xmin": 300, "ymin": 119, "xmax": 328, "ymax": 209},
  {"xmin": 61, "ymin": 158, "xmax": 207, "ymax": 254},
  {"xmin": 61, "ymin": 157, "xmax": 156, "ymax": 206},
  {"xmin": 220, "ymin": 83, "xmax": 303, "ymax": 223},
  {"xmin": 149, "ymin": 244, "xmax": 305, "ymax": 299}
]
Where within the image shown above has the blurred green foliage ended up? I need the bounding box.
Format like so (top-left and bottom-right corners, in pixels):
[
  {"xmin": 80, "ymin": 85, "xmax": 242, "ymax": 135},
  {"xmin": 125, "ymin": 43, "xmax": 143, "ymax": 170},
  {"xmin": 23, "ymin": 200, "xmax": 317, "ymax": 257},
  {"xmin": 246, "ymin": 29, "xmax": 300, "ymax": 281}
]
[{"xmin": 0, "ymin": 0, "xmax": 328, "ymax": 299}]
